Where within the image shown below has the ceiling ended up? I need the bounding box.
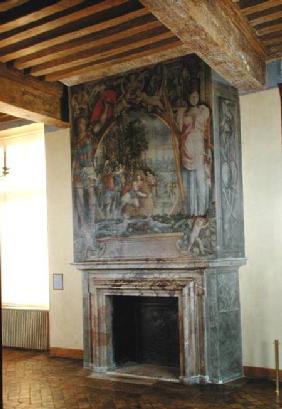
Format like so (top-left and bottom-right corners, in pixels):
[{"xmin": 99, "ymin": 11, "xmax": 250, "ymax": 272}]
[
  {"xmin": 0, "ymin": 0, "xmax": 281, "ymax": 125},
  {"xmin": 237, "ymin": 0, "xmax": 282, "ymax": 61},
  {"xmin": 0, "ymin": 0, "xmax": 182, "ymax": 87},
  {"xmin": 0, "ymin": 0, "xmax": 280, "ymax": 86}
]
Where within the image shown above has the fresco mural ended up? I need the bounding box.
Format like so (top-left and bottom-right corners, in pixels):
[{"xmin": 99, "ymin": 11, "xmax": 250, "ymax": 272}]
[{"xmin": 70, "ymin": 56, "xmax": 216, "ymax": 261}]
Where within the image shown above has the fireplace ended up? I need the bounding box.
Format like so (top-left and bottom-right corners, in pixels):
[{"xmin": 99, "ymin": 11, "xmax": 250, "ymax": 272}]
[
  {"xmin": 112, "ymin": 295, "xmax": 180, "ymax": 379},
  {"xmin": 80, "ymin": 264, "xmax": 243, "ymax": 384},
  {"xmin": 71, "ymin": 55, "xmax": 246, "ymax": 384}
]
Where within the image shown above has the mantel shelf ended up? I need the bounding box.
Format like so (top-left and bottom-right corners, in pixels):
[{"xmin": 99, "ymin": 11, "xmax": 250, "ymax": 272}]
[{"xmin": 73, "ymin": 257, "xmax": 247, "ymax": 271}]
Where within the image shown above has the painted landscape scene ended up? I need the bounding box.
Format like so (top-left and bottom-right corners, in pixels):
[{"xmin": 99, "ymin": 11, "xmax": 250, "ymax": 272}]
[{"xmin": 70, "ymin": 56, "xmax": 216, "ymax": 260}]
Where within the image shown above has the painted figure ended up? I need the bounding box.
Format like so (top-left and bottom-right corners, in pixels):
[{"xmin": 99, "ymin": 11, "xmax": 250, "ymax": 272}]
[
  {"xmin": 140, "ymin": 171, "xmax": 156, "ymax": 217},
  {"xmin": 72, "ymin": 116, "xmax": 97, "ymax": 229},
  {"xmin": 91, "ymin": 89, "xmax": 118, "ymax": 134},
  {"xmin": 101, "ymin": 160, "xmax": 115, "ymax": 218},
  {"xmin": 177, "ymin": 90, "xmax": 212, "ymax": 216},
  {"xmin": 121, "ymin": 172, "xmax": 147, "ymax": 218},
  {"xmin": 187, "ymin": 216, "xmax": 209, "ymax": 255}
]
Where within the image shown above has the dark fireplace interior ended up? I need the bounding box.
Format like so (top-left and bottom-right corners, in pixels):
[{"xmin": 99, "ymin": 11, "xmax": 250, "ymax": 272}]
[{"xmin": 112, "ymin": 295, "xmax": 180, "ymax": 377}]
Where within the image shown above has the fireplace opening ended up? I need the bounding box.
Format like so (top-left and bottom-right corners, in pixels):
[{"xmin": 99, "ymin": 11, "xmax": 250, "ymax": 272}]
[{"xmin": 112, "ymin": 295, "xmax": 180, "ymax": 379}]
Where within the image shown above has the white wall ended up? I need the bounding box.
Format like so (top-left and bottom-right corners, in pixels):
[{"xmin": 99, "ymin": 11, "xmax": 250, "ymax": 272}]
[
  {"xmin": 45, "ymin": 128, "xmax": 83, "ymax": 350},
  {"xmin": 240, "ymin": 88, "xmax": 282, "ymax": 369},
  {"xmin": 0, "ymin": 123, "xmax": 49, "ymax": 309}
]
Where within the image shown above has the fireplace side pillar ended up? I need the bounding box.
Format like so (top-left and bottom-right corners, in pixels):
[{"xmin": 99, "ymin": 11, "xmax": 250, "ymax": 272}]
[
  {"xmin": 82, "ymin": 272, "xmax": 92, "ymax": 369},
  {"xmin": 91, "ymin": 290, "xmax": 114, "ymax": 372},
  {"xmin": 83, "ymin": 275, "xmax": 114, "ymax": 372},
  {"xmin": 204, "ymin": 267, "xmax": 243, "ymax": 383}
]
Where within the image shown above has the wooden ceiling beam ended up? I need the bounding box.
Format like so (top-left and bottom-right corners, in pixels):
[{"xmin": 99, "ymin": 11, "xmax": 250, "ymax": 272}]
[
  {"xmin": 45, "ymin": 37, "xmax": 181, "ymax": 82},
  {"xmin": 0, "ymin": 1, "xmax": 29, "ymax": 13},
  {"xmin": 0, "ymin": 8, "xmax": 149, "ymax": 63},
  {"xmin": 266, "ymin": 51, "xmax": 282, "ymax": 62},
  {"xmin": 262, "ymin": 34, "xmax": 282, "ymax": 46},
  {"xmin": 31, "ymin": 28, "xmax": 172, "ymax": 77},
  {"xmin": 249, "ymin": 11, "xmax": 282, "ymax": 27},
  {"xmin": 0, "ymin": 0, "xmax": 129, "ymax": 49},
  {"xmin": 0, "ymin": 0, "xmax": 84, "ymax": 33},
  {"xmin": 56, "ymin": 44, "xmax": 192, "ymax": 86},
  {"xmin": 0, "ymin": 63, "xmax": 68, "ymax": 127},
  {"xmin": 15, "ymin": 16, "xmax": 159, "ymax": 70},
  {"xmin": 266, "ymin": 42, "xmax": 282, "ymax": 55},
  {"xmin": 140, "ymin": 0, "xmax": 266, "ymax": 90},
  {"xmin": 241, "ymin": 0, "xmax": 282, "ymax": 16},
  {"xmin": 0, "ymin": 113, "xmax": 17, "ymax": 123},
  {"xmin": 256, "ymin": 22, "xmax": 282, "ymax": 37}
]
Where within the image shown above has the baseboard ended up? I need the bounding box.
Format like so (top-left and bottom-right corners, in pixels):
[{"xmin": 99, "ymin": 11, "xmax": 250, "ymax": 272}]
[
  {"xmin": 244, "ymin": 366, "xmax": 282, "ymax": 380},
  {"xmin": 49, "ymin": 347, "xmax": 83, "ymax": 360}
]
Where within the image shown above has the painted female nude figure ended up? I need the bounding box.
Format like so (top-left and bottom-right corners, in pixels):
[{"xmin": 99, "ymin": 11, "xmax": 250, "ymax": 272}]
[{"xmin": 177, "ymin": 90, "xmax": 212, "ymax": 216}]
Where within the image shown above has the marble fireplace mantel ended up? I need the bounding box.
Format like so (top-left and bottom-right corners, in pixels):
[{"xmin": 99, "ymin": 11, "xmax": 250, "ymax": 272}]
[
  {"xmin": 74, "ymin": 257, "xmax": 246, "ymax": 271},
  {"xmin": 79, "ymin": 257, "xmax": 246, "ymax": 384}
]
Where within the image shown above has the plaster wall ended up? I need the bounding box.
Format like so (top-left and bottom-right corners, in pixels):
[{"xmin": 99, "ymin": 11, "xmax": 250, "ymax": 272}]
[
  {"xmin": 45, "ymin": 128, "xmax": 83, "ymax": 350},
  {"xmin": 240, "ymin": 88, "xmax": 282, "ymax": 369}
]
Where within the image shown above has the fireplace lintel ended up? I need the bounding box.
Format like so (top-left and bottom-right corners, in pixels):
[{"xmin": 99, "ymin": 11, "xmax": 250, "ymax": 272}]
[{"xmin": 74, "ymin": 257, "xmax": 246, "ymax": 271}]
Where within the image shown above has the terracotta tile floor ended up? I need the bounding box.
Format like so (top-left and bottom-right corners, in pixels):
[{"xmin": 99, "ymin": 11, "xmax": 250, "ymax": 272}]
[{"xmin": 2, "ymin": 348, "xmax": 282, "ymax": 409}]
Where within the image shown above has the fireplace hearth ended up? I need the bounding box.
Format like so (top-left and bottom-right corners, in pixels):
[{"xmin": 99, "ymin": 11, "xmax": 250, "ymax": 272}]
[{"xmin": 111, "ymin": 295, "xmax": 180, "ymax": 379}]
